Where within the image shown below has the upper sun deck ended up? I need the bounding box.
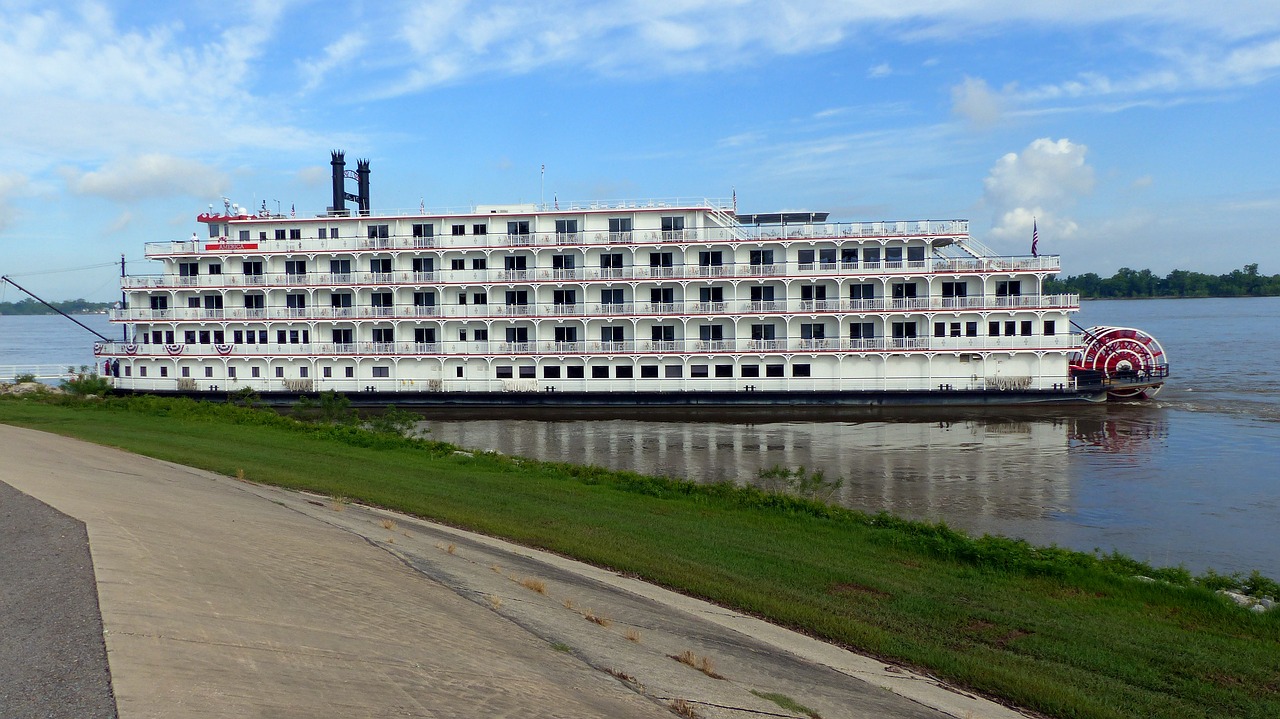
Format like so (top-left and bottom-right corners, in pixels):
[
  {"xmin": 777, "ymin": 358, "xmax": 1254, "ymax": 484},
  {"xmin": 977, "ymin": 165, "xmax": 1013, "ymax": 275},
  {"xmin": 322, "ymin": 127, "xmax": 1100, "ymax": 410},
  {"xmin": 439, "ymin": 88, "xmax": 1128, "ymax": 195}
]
[{"xmin": 152, "ymin": 196, "xmax": 971, "ymax": 258}]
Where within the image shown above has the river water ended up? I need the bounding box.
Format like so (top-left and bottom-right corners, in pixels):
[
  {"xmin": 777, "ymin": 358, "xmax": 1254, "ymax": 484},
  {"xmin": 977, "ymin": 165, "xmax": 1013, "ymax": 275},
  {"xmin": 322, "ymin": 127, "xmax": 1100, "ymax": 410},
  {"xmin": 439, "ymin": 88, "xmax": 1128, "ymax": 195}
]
[{"xmin": 2, "ymin": 299, "xmax": 1277, "ymax": 577}]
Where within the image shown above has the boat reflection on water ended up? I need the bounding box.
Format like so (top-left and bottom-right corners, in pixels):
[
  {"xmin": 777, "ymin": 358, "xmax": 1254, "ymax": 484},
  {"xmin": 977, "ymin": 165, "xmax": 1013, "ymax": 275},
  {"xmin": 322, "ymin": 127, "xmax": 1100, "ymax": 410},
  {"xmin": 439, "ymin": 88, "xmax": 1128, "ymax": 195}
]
[{"xmin": 422, "ymin": 407, "xmax": 1170, "ymax": 536}]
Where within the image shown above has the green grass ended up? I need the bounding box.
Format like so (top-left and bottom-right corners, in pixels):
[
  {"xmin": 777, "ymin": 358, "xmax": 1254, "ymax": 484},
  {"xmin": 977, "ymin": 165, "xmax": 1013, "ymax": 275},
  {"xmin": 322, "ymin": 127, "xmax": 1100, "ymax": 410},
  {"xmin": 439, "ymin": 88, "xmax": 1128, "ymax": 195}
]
[{"xmin": 2, "ymin": 394, "xmax": 1278, "ymax": 719}]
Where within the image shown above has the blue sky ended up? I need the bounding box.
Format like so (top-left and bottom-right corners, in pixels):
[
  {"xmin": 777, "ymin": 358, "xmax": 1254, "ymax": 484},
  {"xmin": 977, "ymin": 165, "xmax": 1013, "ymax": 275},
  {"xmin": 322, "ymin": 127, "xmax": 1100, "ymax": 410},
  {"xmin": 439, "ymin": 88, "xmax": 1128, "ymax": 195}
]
[{"xmin": 2, "ymin": 0, "xmax": 1279, "ymax": 301}]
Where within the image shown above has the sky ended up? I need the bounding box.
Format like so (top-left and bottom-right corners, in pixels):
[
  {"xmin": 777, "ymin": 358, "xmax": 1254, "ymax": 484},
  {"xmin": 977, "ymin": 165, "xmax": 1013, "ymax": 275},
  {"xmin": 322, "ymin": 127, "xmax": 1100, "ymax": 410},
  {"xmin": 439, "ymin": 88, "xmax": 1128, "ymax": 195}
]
[{"xmin": 2, "ymin": 0, "xmax": 1279, "ymax": 301}]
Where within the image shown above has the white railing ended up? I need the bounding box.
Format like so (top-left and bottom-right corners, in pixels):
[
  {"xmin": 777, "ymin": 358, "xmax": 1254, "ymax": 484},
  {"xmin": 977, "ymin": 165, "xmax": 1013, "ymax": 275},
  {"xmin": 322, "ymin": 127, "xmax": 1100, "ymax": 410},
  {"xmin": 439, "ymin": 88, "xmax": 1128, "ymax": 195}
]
[
  {"xmin": 96, "ymin": 333, "xmax": 1083, "ymax": 359},
  {"xmin": 105, "ymin": 372, "xmax": 1077, "ymax": 395},
  {"xmin": 109, "ymin": 294, "xmax": 1080, "ymax": 322},
  {"xmin": 147, "ymin": 217, "xmax": 973, "ymax": 258},
  {"xmin": 122, "ymin": 256, "xmax": 1062, "ymax": 291}
]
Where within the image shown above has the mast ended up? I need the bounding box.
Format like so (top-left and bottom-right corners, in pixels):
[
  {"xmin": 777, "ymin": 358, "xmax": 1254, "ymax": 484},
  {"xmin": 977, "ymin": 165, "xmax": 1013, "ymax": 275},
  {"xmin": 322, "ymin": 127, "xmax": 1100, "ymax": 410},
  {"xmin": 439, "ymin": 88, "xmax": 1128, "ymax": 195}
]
[{"xmin": 0, "ymin": 275, "xmax": 112, "ymax": 342}]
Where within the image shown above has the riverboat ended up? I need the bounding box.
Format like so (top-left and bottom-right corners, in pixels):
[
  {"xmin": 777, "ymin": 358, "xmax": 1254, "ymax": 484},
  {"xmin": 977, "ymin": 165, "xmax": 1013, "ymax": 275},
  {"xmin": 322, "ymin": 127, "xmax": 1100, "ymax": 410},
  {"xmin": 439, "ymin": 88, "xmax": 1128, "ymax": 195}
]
[{"xmin": 96, "ymin": 152, "xmax": 1169, "ymax": 407}]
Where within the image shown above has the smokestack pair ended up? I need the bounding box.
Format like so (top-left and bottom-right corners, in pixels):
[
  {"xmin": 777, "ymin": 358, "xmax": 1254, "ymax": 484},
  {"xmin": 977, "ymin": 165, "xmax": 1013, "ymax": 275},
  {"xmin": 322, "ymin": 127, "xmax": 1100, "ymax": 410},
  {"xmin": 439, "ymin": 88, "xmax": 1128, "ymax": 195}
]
[{"xmin": 330, "ymin": 150, "xmax": 370, "ymax": 216}]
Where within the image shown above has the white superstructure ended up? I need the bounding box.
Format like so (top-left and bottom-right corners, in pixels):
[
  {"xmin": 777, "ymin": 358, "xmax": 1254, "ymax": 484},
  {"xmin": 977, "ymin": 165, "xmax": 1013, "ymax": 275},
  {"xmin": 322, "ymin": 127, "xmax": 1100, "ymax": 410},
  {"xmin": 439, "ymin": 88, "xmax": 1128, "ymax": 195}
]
[{"xmin": 96, "ymin": 153, "xmax": 1162, "ymax": 406}]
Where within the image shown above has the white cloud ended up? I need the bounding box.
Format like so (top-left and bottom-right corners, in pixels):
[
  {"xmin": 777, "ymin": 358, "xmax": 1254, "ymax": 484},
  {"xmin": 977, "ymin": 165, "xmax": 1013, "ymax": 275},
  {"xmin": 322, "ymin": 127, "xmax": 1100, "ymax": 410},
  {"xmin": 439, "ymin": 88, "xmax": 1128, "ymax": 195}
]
[
  {"xmin": 62, "ymin": 155, "xmax": 228, "ymax": 202},
  {"xmin": 951, "ymin": 76, "xmax": 1006, "ymax": 128},
  {"xmin": 297, "ymin": 32, "xmax": 367, "ymax": 92},
  {"xmin": 868, "ymin": 62, "xmax": 892, "ymax": 78},
  {"xmin": 0, "ymin": 172, "xmax": 29, "ymax": 232},
  {"xmin": 982, "ymin": 138, "xmax": 1094, "ymax": 242}
]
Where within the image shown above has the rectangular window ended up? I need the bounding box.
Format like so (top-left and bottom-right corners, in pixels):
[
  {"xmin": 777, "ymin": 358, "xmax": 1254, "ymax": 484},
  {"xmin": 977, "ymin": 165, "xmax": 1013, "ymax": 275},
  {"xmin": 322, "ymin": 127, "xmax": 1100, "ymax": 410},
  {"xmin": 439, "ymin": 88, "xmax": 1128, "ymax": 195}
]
[
  {"xmin": 884, "ymin": 247, "xmax": 903, "ymax": 263},
  {"xmin": 472, "ymin": 258, "xmax": 487, "ymax": 270},
  {"xmin": 600, "ymin": 288, "xmax": 624, "ymax": 305},
  {"xmin": 849, "ymin": 284, "xmax": 875, "ymax": 300},
  {"xmin": 715, "ymin": 364, "xmax": 733, "ymax": 378},
  {"xmin": 592, "ymin": 366, "xmax": 610, "ymax": 379},
  {"xmin": 251, "ymin": 366, "xmax": 259, "ymax": 378},
  {"xmin": 496, "ymin": 366, "xmax": 514, "ymax": 379},
  {"xmin": 989, "ymin": 321, "xmax": 1000, "ymax": 336},
  {"xmin": 227, "ymin": 367, "xmax": 235, "ymax": 378},
  {"xmin": 566, "ymin": 366, "xmax": 584, "ymax": 379},
  {"xmin": 323, "ymin": 366, "xmax": 332, "ymax": 378},
  {"xmin": 275, "ymin": 366, "xmax": 284, "ymax": 377},
  {"xmin": 1044, "ymin": 320, "xmax": 1056, "ymax": 335},
  {"xmin": 1021, "ymin": 320, "xmax": 1033, "ymax": 336},
  {"xmin": 741, "ymin": 364, "xmax": 760, "ymax": 377},
  {"xmin": 451, "ymin": 224, "xmax": 465, "ymax": 236},
  {"xmin": 1005, "ymin": 321, "xmax": 1017, "ymax": 336},
  {"xmin": 690, "ymin": 364, "xmax": 709, "ymax": 378},
  {"xmin": 345, "ymin": 366, "xmax": 355, "ymax": 378},
  {"xmin": 451, "ymin": 258, "xmax": 465, "ymax": 270},
  {"xmin": 664, "ymin": 365, "xmax": 683, "ymax": 378},
  {"xmin": 950, "ymin": 322, "xmax": 961, "ymax": 338},
  {"xmin": 298, "ymin": 366, "xmax": 308, "ymax": 378},
  {"xmin": 862, "ymin": 247, "xmax": 881, "ymax": 264},
  {"xmin": 289, "ymin": 229, "xmax": 302, "ymax": 240},
  {"xmin": 966, "ymin": 322, "xmax": 978, "ymax": 337},
  {"xmin": 182, "ymin": 366, "xmax": 190, "ymax": 378},
  {"xmin": 608, "ymin": 218, "xmax": 632, "ymax": 239},
  {"xmin": 410, "ymin": 224, "xmax": 434, "ymax": 238},
  {"xmin": 367, "ymin": 224, "xmax": 390, "ymax": 239},
  {"xmin": 750, "ymin": 249, "xmax": 775, "ymax": 266},
  {"xmin": 518, "ymin": 366, "xmax": 535, "ymax": 379},
  {"xmin": 543, "ymin": 365, "xmax": 561, "ymax": 379},
  {"xmin": 792, "ymin": 364, "xmax": 811, "ymax": 377},
  {"xmin": 372, "ymin": 366, "xmax": 390, "ymax": 378},
  {"xmin": 640, "ymin": 365, "xmax": 659, "ymax": 378},
  {"xmin": 329, "ymin": 259, "xmax": 351, "ymax": 275},
  {"xmin": 934, "ymin": 322, "xmax": 946, "ymax": 338},
  {"xmin": 850, "ymin": 323, "xmax": 875, "ymax": 339},
  {"xmin": 614, "ymin": 365, "xmax": 633, "ymax": 378},
  {"xmin": 159, "ymin": 366, "xmax": 167, "ymax": 377},
  {"xmin": 275, "ymin": 229, "xmax": 287, "ymax": 240},
  {"xmin": 765, "ymin": 364, "xmax": 785, "ymax": 377},
  {"xmin": 472, "ymin": 224, "xmax": 487, "ymax": 235}
]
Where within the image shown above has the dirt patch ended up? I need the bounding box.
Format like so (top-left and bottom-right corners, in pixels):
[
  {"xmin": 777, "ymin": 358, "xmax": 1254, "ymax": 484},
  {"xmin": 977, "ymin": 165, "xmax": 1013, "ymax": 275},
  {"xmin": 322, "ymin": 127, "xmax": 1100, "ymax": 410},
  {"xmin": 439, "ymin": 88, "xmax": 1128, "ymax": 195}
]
[{"xmin": 828, "ymin": 582, "xmax": 891, "ymax": 599}]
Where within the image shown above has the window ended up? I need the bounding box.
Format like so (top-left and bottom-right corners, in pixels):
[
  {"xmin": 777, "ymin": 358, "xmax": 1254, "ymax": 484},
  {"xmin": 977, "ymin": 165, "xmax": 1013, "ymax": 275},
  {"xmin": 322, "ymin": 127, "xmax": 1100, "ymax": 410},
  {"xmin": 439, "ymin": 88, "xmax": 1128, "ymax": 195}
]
[
  {"xmin": 934, "ymin": 322, "xmax": 947, "ymax": 338},
  {"xmin": 615, "ymin": 366, "xmax": 633, "ymax": 378},
  {"xmin": 553, "ymin": 289, "xmax": 577, "ymax": 307},
  {"xmin": 451, "ymin": 259, "xmax": 465, "ymax": 270},
  {"xmin": 849, "ymin": 323, "xmax": 875, "ymax": 339},
  {"xmin": 552, "ymin": 254, "xmax": 576, "ymax": 270},
  {"xmin": 370, "ymin": 258, "xmax": 391, "ymax": 274},
  {"xmin": 608, "ymin": 217, "xmax": 632, "ymax": 239},
  {"xmin": 414, "ymin": 328, "xmax": 436, "ymax": 344},
  {"xmin": 891, "ymin": 322, "xmax": 918, "ymax": 339},
  {"xmin": 555, "ymin": 219, "xmax": 578, "ymax": 238},
  {"xmin": 333, "ymin": 329, "xmax": 353, "ymax": 344},
  {"xmin": 664, "ymin": 365, "xmax": 683, "ymax": 378},
  {"xmin": 331, "ymin": 292, "xmax": 353, "ymax": 308},
  {"xmin": 178, "ymin": 262, "xmax": 199, "ymax": 277},
  {"xmin": 207, "ymin": 263, "xmax": 222, "ymax": 275},
  {"xmin": 1044, "ymin": 320, "xmax": 1056, "ymax": 335},
  {"xmin": 849, "ymin": 284, "xmax": 875, "ymax": 300},
  {"xmin": 660, "ymin": 216, "xmax": 685, "ymax": 237},
  {"xmin": 414, "ymin": 291, "xmax": 436, "ymax": 307},
  {"xmin": 907, "ymin": 246, "xmax": 925, "ymax": 262},
  {"xmin": 750, "ymin": 324, "xmax": 776, "ymax": 341},
  {"xmin": 519, "ymin": 366, "xmax": 535, "ymax": 379},
  {"xmin": 650, "ymin": 287, "xmax": 674, "ymax": 305},
  {"xmin": 506, "ymin": 220, "xmax": 530, "ymax": 236},
  {"xmin": 690, "ymin": 364, "xmax": 709, "ymax": 378},
  {"xmin": 275, "ymin": 229, "xmax": 287, "ymax": 240},
  {"xmin": 600, "ymin": 288, "xmax": 624, "ymax": 305},
  {"xmin": 472, "ymin": 292, "xmax": 487, "ymax": 305},
  {"xmin": 289, "ymin": 229, "xmax": 302, "ymax": 240},
  {"xmin": 651, "ymin": 325, "xmax": 675, "ymax": 342},
  {"xmin": 798, "ymin": 249, "xmax": 815, "ymax": 265},
  {"xmin": 891, "ymin": 283, "xmax": 918, "ymax": 299},
  {"xmin": 318, "ymin": 228, "xmax": 328, "ymax": 239},
  {"xmin": 799, "ymin": 324, "xmax": 824, "ymax": 340},
  {"xmin": 989, "ymin": 321, "xmax": 1000, "ymax": 336},
  {"xmin": 951, "ymin": 322, "xmax": 961, "ymax": 338},
  {"xmin": 566, "ymin": 366, "xmax": 584, "ymax": 379},
  {"xmin": 1005, "ymin": 321, "xmax": 1017, "ymax": 336},
  {"xmin": 227, "ymin": 367, "xmax": 235, "ymax": 378},
  {"xmin": 741, "ymin": 364, "xmax": 760, "ymax": 377},
  {"xmin": 372, "ymin": 328, "xmax": 394, "ymax": 344},
  {"xmin": 641, "ymin": 365, "xmax": 659, "ymax": 378},
  {"xmin": 299, "ymin": 366, "xmax": 308, "ymax": 378},
  {"xmin": 329, "ymin": 259, "xmax": 351, "ymax": 275},
  {"xmin": 367, "ymin": 224, "xmax": 390, "ymax": 239},
  {"xmin": 504, "ymin": 255, "xmax": 527, "ymax": 272},
  {"xmin": 592, "ymin": 366, "xmax": 609, "ymax": 379},
  {"xmin": 372, "ymin": 366, "xmax": 390, "ymax": 378},
  {"xmin": 862, "ymin": 247, "xmax": 880, "ymax": 263},
  {"xmin": 251, "ymin": 366, "xmax": 259, "ymax": 378},
  {"xmin": 1021, "ymin": 320, "xmax": 1033, "ymax": 336},
  {"xmin": 792, "ymin": 364, "xmax": 811, "ymax": 377},
  {"xmin": 496, "ymin": 366, "xmax": 514, "ymax": 379},
  {"xmin": 505, "ymin": 327, "xmax": 529, "ymax": 343},
  {"xmin": 543, "ymin": 365, "xmax": 561, "ymax": 379},
  {"xmin": 323, "ymin": 366, "xmax": 331, "ymax": 378},
  {"xmin": 451, "ymin": 224, "xmax": 465, "ymax": 236},
  {"xmin": 471, "ymin": 258, "xmax": 487, "ymax": 270},
  {"xmin": 996, "ymin": 280, "xmax": 1022, "ymax": 297},
  {"xmin": 601, "ymin": 326, "xmax": 625, "ymax": 343},
  {"xmin": 766, "ymin": 364, "xmax": 785, "ymax": 377},
  {"xmin": 699, "ymin": 325, "xmax": 724, "ymax": 341},
  {"xmin": 966, "ymin": 322, "xmax": 978, "ymax": 337},
  {"xmin": 182, "ymin": 366, "xmax": 190, "ymax": 378},
  {"xmin": 819, "ymin": 249, "xmax": 836, "ymax": 265},
  {"xmin": 884, "ymin": 247, "xmax": 903, "ymax": 264},
  {"xmin": 699, "ymin": 286, "xmax": 723, "ymax": 303},
  {"xmin": 600, "ymin": 253, "xmax": 623, "ymax": 271},
  {"xmin": 697, "ymin": 251, "xmax": 722, "ymax": 267},
  {"xmin": 749, "ymin": 286, "xmax": 775, "ymax": 303},
  {"xmin": 472, "ymin": 224, "xmax": 488, "ymax": 235},
  {"xmin": 750, "ymin": 249, "xmax": 774, "ymax": 266},
  {"xmin": 159, "ymin": 366, "xmax": 167, "ymax": 377},
  {"xmin": 505, "ymin": 290, "xmax": 529, "ymax": 306},
  {"xmin": 941, "ymin": 281, "xmax": 968, "ymax": 298},
  {"xmin": 275, "ymin": 366, "xmax": 284, "ymax": 377}
]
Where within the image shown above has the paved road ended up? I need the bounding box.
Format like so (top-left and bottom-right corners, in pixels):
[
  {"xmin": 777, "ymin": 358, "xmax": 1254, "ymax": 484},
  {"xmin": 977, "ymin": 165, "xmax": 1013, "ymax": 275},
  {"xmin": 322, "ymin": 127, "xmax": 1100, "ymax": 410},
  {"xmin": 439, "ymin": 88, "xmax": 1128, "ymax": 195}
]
[
  {"xmin": 0, "ymin": 424, "xmax": 1030, "ymax": 718},
  {"xmin": 0, "ymin": 481, "xmax": 116, "ymax": 718}
]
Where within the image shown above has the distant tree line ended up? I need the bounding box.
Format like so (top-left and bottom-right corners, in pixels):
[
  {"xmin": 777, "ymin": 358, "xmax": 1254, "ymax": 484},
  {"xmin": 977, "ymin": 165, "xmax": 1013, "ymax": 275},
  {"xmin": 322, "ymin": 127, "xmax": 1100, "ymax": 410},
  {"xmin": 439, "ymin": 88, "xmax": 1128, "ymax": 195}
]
[
  {"xmin": 0, "ymin": 298, "xmax": 114, "ymax": 315},
  {"xmin": 1045, "ymin": 264, "xmax": 1280, "ymax": 299}
]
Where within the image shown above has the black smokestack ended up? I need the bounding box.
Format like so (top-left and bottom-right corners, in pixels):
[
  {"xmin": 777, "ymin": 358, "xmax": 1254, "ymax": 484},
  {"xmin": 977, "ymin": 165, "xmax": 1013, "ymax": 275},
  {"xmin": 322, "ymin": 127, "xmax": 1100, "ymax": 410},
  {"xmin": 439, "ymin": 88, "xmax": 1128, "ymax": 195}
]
[
  {"xmin": 330, "ymin": 150, "xmax": 347, "ymax": 215},
  {"xmin": 357, "ymin": 159, "xmax": 370, "ymax": 216}
]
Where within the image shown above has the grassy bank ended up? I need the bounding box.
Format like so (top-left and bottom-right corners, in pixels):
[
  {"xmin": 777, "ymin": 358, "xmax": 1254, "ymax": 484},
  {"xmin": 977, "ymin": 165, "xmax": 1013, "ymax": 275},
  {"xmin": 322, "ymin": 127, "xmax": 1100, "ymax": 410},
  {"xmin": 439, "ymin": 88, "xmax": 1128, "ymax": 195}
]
[{"xmin": 2, "ymin": 394, "xmax": 1277, "ymax": 719}]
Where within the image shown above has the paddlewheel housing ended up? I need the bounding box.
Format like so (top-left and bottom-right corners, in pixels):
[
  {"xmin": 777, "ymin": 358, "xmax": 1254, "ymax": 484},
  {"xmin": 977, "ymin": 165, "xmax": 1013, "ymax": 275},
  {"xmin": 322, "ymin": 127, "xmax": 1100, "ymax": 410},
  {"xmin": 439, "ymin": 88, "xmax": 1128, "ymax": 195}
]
[{"xmin": 1073, "ymin": 326, "xmax": 1170, "ymax": 399}]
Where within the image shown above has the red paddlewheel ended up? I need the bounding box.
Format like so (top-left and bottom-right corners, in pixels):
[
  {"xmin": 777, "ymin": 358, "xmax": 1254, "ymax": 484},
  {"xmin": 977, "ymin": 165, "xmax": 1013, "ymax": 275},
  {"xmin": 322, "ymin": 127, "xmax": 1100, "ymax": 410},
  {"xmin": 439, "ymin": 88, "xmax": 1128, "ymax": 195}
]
[{"xmin": 1078, "ymin": 326, "xmax": 1168, "ymax": 398}]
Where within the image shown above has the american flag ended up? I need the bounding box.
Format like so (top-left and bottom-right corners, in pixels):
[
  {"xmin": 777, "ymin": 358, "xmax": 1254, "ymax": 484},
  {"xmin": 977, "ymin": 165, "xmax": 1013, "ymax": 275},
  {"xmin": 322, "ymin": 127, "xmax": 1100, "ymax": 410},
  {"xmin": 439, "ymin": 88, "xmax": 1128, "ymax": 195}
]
[{"xmin": 1031, "ymin": 218, "xmax": 1039, "ymax": 257}]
